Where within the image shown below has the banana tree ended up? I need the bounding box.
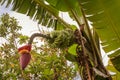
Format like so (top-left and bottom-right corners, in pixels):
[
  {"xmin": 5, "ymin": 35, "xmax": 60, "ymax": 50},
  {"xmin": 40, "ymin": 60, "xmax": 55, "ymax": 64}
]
[{"xmin": 1, "ymin": 0, "xmax": 120, "ymax": 80}]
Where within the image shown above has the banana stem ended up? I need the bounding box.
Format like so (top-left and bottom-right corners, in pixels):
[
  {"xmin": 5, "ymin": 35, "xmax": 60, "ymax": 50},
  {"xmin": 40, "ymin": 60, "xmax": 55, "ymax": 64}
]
[{"xmin": 28, "ymin": 33, "xmax": 51, "ymax": 44}]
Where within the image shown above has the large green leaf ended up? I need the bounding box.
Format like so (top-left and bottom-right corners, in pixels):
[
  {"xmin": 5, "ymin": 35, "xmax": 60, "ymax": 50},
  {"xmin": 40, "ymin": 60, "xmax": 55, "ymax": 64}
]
[
  {"xmin": 68, "ymin": 44, "xmax": 77, "ymax": 56},
  {"xmin": 107, "ymin": 60, "xmax": 120, "ymax": 80},
  {"xmin": 46, "ymin": 0, "xmax": 78, "ymax": 12},
  {"xmin": 79, "ymin": 0, "xmax": 120, "ymax": 71},
  {"xmin": 1, "ymin": 0, "xmax": 72, "ymax": 30}
]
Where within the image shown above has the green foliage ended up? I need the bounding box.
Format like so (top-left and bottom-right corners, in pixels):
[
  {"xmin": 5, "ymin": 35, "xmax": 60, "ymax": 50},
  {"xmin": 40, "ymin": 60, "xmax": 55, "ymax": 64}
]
[
  {"xmin": 107, "ymin": 60, "xmax": 120, "ymax": 80},
  {"xmin": 0, "ymin": 14, "xmax": 23, "ymax": 80},
  {"xmin": 0, "ymin": 14, "xmax": 77, "ymax": 79},
  {"xmin": 48, "ymin": 29, "xmax": 75, "ymax": 49},
  {"xmin": 79, "ymin": 0, "xmax": 120, "ymax": 73},
  {"xmin": 28, "ymin": 45, "xmax": 77, "ymax": 79},
  {"xmin": 1, "ymin": 0, "xmax": 59, "ymax": 28},
  {"xmin": 2, "ymin": 0, "xmax": 120, "ymax": 79},
  {"xmin": 19, "ymin": 35, "xmax": 29, "ymax": 44},
  {"xmin": 65, "ymin": 52, "xmax": 77, "ymax": 62},
  {"xmin": 46, "ymin": 0, "xmax": 78, "ymax": 12},
  {"xmin": 0, "ymin": 13, "xmax": 22, "ymax": 37},
  {"xmin": 68, "ymin": 44, "xmax": 77, "ymax": 56}
]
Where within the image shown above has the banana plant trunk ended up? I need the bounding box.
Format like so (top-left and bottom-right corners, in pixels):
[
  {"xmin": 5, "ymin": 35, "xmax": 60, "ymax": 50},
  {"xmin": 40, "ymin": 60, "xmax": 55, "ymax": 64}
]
[{"xmin": 74, "ymin": 16, "xmax": 112, "ymax": 80}]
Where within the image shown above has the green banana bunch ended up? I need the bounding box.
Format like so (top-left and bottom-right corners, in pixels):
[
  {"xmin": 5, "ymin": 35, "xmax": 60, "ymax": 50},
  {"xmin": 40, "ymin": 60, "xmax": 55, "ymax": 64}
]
[{"xmin": 47, "ymin": 29, "xmax": 75, "ymax": 49}]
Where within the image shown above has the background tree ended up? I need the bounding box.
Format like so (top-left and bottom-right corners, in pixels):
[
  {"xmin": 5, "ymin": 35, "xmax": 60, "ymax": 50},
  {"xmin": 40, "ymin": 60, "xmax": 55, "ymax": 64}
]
[{"xmin": 0, "ymin": 13, "xmax": 22, "ymax": 79}]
